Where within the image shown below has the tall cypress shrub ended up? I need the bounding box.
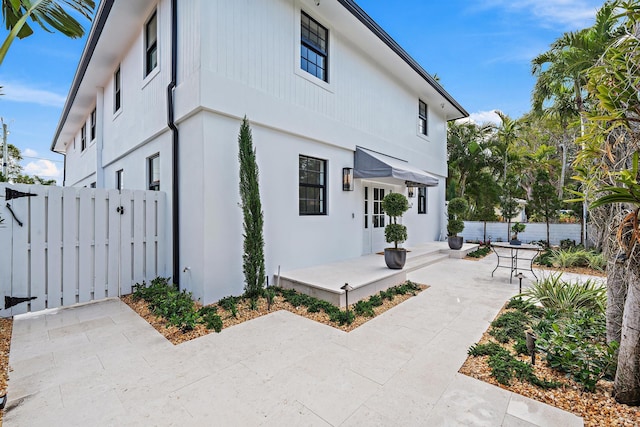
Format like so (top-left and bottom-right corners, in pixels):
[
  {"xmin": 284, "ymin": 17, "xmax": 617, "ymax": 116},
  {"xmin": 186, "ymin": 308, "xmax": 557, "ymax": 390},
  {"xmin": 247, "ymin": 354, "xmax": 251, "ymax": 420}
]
[{"xmin": 238, "ymin": 116, "xmax": 265, "ymax": 298}]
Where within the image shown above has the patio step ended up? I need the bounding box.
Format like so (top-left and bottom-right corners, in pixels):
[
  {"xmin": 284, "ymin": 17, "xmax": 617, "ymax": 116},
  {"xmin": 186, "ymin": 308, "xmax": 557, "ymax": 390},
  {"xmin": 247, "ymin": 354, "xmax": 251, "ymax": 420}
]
[{"xmin": 276, "ymin": 243, "xmax": 472, "ymax": 307}]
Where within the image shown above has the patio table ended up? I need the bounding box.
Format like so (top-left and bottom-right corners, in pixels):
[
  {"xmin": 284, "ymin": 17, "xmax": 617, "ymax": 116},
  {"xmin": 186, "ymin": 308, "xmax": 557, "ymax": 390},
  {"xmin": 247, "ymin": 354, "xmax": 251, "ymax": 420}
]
[{"xmin": 491, "ymin": 242, "xmax": 542, "ymax": 283}]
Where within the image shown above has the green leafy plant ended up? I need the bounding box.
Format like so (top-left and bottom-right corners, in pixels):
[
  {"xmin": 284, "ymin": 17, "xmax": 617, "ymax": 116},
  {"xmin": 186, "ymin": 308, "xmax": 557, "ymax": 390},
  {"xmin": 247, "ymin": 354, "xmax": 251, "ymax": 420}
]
[
  {"xmin": 381, "ymin": 193, "xmax": 410, "ymax": 249},
  {"xmin": 447, "ymin": 197, "xmax": 468, "ymax": 236},
  {"xmin": 219, "ymin": 295, "xmax": 239, "ymax": 318},
  {"xmin": 199, "ymin": 306, "xmax": 223, "ymax": 332},
  {"xmin": 511, "ymin": 222, "xmax": 526, "ymax": 240},
  {"xmin": 467, "ymin": 246, "xmax": 491, "ymax": 258},
  {"xmin": 132, "ymin": 277, "xmax": 200, "ymax": 331},
  {"xmin": 353, "ymin": 300, "xmax": 375, "ymax": 317},
  {"xmin": 329, "ymin": 309, "xmax": 355, "ymax": 325},
  {"xmin": 521, "ymin": 273, "xmax": 606, "ymax": 314}
]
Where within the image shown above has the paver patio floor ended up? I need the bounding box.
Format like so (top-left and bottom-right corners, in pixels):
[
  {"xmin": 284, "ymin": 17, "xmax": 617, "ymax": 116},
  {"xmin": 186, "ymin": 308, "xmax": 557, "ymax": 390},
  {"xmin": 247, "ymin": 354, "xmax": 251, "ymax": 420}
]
[{"xmin": 4, "ymin": 256, "xmax": 584, "ymax": 426}]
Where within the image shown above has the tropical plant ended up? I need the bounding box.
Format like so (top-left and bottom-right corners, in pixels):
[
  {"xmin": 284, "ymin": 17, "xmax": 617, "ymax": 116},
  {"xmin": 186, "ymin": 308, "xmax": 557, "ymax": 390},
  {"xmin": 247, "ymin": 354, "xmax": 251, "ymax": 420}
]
[
  {"xmin": 520, "ymin": 273, "xmax": 606, "ymax": 315},
  {"xmin": 447, "ymin": 197, "xmax": 468, "ymax": 237},
  {"xmin": 238, "ymin": 117, "xmax": 265, "ymax": 299},
  {"xmin": 382, "ymin": 192, "xmax": 409, "ymax": 249},
  {"xmin": 1, "ymin": 0, "xmax": 95, "ymax": 65},
  {"xmin": 529, "ymin": 170, "xmax": 562, "ymax": 245}
]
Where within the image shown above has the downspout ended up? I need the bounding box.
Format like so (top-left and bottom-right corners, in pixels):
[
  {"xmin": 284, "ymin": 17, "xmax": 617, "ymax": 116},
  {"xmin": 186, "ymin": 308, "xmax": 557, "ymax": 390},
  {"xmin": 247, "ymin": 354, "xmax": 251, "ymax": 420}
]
[{"xmin": 167, "ymin": 0, "xmax": 180, "ymax": 288}]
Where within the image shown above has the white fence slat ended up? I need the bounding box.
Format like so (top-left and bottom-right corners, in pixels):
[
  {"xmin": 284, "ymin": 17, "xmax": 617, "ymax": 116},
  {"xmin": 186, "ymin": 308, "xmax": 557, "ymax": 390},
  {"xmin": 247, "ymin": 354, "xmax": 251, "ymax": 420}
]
[
  {"xmin": 94, "ymin": 189, "xmax": 108, "ymax": 300},
  {"xmin": 132, "ymin": 191, "xmax": 145, "ymax": 286},
  {"xmin": 29, "ymin": 186, "xmax": 47, "ymax": 312},
  {"xmin": 145, "ymin": 193, "xmax": 156, "ymax": 278},
  {"xmin": 62, "ymin": 187, "xmax": 78, "ymax": 306},
  {"xmin": 157, "ymin": 192, "xmax": 167, "ymax": 277},
  {"xmin": 78, "ymin": 188, "xmax": 93, "ymax": 303},
  {"xmin": 119, "ymin": 190, "xmax": 133, "ymax": 295},
  {"xmin": 0, "ymin": 185, "xmax": 13, "ymax": 317},
  {"xmin": 46, "ymin": 186, "xmax": 63, "ymax": 309},
  {"xmin": 107, "ymin": 191, "xmax": 120, "ymax": 298},
  {"xmin": 9, "ymin": 184, "xmax": 31, "ymax": 315}
]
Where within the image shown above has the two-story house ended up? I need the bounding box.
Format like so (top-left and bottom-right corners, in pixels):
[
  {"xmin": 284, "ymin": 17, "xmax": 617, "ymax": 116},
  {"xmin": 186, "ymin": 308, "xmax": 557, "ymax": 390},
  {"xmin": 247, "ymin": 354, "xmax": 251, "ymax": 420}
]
[{"xmin": 51, "ymin": 0, "xmax": 467, "ymax": 305}]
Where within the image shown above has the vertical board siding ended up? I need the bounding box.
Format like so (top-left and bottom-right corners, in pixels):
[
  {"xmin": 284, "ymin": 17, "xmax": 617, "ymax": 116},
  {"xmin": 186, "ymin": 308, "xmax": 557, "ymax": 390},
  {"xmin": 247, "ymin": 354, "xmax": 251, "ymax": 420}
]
[{"xmin": 0, "ymin": 184, "xmax": 167, "ymax": 316}]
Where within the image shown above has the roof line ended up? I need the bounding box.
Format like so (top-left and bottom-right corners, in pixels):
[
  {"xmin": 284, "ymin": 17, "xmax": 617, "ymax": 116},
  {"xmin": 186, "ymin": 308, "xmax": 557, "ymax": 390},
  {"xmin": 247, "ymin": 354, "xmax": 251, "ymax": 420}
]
[
  {"xmin": 337, "ymin": 0, "xmax": 468, "ymax": 120},
  {"xmin": 50, "ymin": 0, "xmax": 115, "ymax": 152}
]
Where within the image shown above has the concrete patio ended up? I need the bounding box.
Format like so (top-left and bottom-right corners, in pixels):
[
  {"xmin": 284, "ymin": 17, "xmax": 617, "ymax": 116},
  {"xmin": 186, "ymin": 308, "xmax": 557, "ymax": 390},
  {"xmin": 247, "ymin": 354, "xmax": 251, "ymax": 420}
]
[{"xmin": 4, "ymin": 255, "xmax": 584, "ymax": 426}]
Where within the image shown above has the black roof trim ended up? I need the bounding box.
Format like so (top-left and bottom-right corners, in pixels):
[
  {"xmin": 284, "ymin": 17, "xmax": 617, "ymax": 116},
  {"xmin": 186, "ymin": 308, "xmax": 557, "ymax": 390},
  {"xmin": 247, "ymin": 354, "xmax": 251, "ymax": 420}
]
[
  {"xmin": 337, "ymin": 0, "xmax": 468, "ymax": 119},
  {"xmin": 51, "ymin": 0, "xmax": 115, "ymax": 152}
]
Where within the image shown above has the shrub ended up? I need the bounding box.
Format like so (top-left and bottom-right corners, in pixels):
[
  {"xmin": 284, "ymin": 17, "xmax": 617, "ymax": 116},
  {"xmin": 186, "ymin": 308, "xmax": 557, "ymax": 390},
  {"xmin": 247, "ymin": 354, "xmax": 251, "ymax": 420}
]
[
  {"xmin": 521, "ymin": 274, "xmax": 606, "ymax": 314},
  {"xmin": 467, "ymin": 246, "xmax": 491, "ymax": 258},
  {"xmin": 447, "ymin": 197, "xmax": 468, "ymax": 236},
  {"xmin": 368, "ymin": 294, "xmax": 383, "ymax": 307},
  {"xmin": 199, "ymin": 306, "xmax": 223, "ymax": 332},
  {"xmin": 132, "ymin": 277, "xmax": 199, "ymax": 331},
  {"xmin": 354, "ymin": 300, "xmax": 375, "ymax": 317},
  {"xmin": 534, "ymin": 310, "xmax": 618, "ymax": 391},
  {"xmin": 329, "ymin": 309, "xmax": 355, "ymax": 325}
]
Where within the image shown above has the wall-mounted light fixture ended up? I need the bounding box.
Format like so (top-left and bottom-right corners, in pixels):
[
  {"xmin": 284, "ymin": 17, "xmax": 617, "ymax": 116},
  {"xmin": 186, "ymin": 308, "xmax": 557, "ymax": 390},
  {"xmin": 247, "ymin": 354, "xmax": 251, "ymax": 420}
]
[
  {"xmin": 407, "ymin": 186, "xmax": 415, "ymax": 198},
  {"xmin": 343, "ymin": 167, "xmax": 354, "ymax": 191}
]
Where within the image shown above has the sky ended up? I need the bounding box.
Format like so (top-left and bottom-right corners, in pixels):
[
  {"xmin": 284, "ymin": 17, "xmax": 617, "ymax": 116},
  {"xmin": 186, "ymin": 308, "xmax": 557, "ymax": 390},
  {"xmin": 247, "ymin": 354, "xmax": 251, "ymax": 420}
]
[{"xmin": 0, "ymin": 0, "xmax": 605, "ymax": 183}]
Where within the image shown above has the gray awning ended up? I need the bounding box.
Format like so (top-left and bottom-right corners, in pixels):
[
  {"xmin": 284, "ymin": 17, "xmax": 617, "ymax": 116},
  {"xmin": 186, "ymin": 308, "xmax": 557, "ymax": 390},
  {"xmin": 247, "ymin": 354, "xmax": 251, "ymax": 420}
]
[{"xmin": 354, "ymin": 148, "xmax": 439, "ymax": 187}]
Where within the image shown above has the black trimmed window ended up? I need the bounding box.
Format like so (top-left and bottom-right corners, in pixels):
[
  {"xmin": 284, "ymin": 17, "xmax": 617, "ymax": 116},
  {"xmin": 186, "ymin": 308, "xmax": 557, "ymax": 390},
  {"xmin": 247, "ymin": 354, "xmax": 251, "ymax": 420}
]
[
  {"xmin": 418, "ymin": 187, "xmax": 427, "ymax": 214},
  {"xmin": 114, "ymin": 67, "xmax": 121, "ymax": 113},
  {"xmin": 301, "ymin": 12, "xmax": 328, "ymax": 82},
  {"xmin": 116, "ymin": 169, "xmax": 124, "ymax": 191},
  {"xmin": 148, "ymin": 154, "xmax": 160, "ymax": 191},
  {"xmin": 81, "ymin": 123, "xmax": 86, "ymax": 151},
  {"xmin": 299, "ymin": 155, "xmax": 326, "ymax": 215},
  {"xmin": 145, "ymin": 11, "xmax": 158, "ymax": 76},
  {"xmin": 418, "ymin": 100, "xmax": 428, "ymax": 136},
  {"xmin": 90, "ymin": 108, "xmax": 96, "ymax": 141}
]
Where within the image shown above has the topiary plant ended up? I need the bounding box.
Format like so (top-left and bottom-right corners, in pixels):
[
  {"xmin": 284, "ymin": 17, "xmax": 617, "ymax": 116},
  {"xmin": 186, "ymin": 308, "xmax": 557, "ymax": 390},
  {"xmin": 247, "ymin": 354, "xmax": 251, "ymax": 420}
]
[
  {"xmin": 447, "ymin": 197, "xmax": 468, "ymax": 237},
  {"xmin": 382, "ymin": 192, "xmax": 410, "ymax": 249}
]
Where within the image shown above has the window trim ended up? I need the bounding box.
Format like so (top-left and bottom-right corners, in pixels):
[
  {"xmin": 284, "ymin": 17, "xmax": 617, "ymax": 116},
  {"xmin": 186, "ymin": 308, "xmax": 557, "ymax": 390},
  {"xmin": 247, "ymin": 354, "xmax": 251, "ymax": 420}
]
[
  {"xmin": 418, "ymin": 187, "xmax": 427, "ymax": 214},
  {"xmin": 299, "ymin": 154, "xmax": 327, "ymax": 216},
  {"xmin": 114, "ymin": 66, "xmax": 122, "ymax": 113},
  {"xmin": 148, "ymin": 154, "xmax": 160, "ymax": 191},
  {"xmin": 418, "ymin": 100, "xmax": 428, "ymax": 137},
  {"xmin": 144, "ymin": 10, "xmax": 158, "ymax": 77}
]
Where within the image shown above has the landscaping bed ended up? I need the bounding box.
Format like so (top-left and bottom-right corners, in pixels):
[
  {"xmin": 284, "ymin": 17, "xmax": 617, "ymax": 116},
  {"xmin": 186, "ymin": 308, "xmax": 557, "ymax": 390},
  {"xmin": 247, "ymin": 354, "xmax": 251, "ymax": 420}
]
[
  {"xmin": 0, "ymin": 317, "xmax": 13, "ymax": 425},
  {"xmin": 459, "ymin": 281, "xmax": 638, "ymax": 426},
  {"xmin": 122, "ymin": 277, "xmax": 428, "ymax": 345}
]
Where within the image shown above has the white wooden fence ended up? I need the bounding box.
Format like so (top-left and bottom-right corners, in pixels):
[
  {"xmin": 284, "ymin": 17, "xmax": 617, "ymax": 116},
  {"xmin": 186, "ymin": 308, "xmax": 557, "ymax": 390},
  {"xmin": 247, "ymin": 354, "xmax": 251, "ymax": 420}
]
[
  {"xmin": 461, "ymin": 221, "xmax": 583, "ymax": 245},
  {"xmin": 0, "ymin": 184, "xmax": 167, "ymax": 317}
]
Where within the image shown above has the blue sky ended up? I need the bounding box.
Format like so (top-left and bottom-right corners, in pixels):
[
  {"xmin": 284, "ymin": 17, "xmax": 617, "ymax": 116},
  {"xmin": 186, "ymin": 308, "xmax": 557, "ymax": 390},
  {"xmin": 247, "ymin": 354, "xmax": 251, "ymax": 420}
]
[{"xmin": 0, "ymin": 0, "xmax": 604, "ymax": 182}]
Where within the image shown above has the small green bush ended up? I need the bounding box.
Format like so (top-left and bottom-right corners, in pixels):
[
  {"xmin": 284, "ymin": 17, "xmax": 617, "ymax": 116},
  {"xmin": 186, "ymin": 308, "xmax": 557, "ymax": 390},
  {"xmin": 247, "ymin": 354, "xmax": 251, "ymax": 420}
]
[
  {"xmin": 521, "ymin": 274, "xmax": 606, "ymax": 314},
  {"xmin": 467, "ymin": 246, "xmax": 491, "ymax": 258},
  {"xmin": 199, "ymin": 306, "xmax": 223, "ymax": 332},
  {"xmin": 132, "ymin": 277, "xmax": 200, "ymax": 331},
  {"xmin": 368, "ymin": 294, "xmax": 383, "ymax": 307},
  {"xmin": 353, "ymin": 300, "xmax": 375, "ymax": 317},
  {"xmin": 329, "ymin": 309, "xmax": 355, "ymax": 325}
]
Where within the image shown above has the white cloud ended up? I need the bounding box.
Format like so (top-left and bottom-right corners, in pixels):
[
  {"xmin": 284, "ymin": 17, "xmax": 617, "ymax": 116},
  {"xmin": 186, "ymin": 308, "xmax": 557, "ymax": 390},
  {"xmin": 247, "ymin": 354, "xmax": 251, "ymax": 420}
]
[
  {"xmin": 24, "ymin": 159, "xmax": 62, "ymax": 179},
  {"xmin": 474, "ymin": 0, "xmax": 601, "ymax": 29},
  {"xmin": 23, "ymin": 148, "xmax": 38, "ymax": 157},
  {"xmin": 1, "ymin": 81, "xmax": 66, "ymax": 107},
  {"xmin": 460, "ymin": 110, "xmax": 502, "ymax": 126}
]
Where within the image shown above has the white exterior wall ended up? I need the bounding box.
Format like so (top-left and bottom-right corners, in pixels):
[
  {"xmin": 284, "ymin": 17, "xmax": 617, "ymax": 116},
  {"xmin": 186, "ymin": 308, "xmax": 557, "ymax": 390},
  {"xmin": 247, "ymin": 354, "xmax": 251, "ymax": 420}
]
[{"xmin": 56, "ymin": 0, "xmax": 460, "ymax": 304}]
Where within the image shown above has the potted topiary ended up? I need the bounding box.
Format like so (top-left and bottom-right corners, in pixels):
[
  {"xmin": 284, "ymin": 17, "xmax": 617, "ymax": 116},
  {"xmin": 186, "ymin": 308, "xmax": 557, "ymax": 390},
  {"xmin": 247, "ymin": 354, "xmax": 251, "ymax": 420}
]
[
  {"xmin": 447, "ymin": 197, "xmax": 468, "ymax": 250},
  {"xmin": 382, "ymin": 192, "xmax": 410, "ymax": 269},
  {"xmin": 510, "ymin": 222, "xmax": 526, "ymax": 245}
]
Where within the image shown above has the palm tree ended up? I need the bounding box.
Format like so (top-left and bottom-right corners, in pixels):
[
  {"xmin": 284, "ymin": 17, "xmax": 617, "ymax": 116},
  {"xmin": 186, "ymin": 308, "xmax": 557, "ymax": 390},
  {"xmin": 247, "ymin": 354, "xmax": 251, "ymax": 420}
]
[
  {"xmin": 495, "ymin": 111, "xmax": 520, "ymax": 182},
  {"xmin": 1, "ymin": 0, "xmax": 95, "ymax": 65}
]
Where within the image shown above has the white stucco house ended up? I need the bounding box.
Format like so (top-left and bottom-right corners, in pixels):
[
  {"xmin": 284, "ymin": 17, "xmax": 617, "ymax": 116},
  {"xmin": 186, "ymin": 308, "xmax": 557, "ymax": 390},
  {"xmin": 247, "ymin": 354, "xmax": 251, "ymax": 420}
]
[{"xmin": 52, "ymin": 0, "xmax": 468, "ymax": 305}]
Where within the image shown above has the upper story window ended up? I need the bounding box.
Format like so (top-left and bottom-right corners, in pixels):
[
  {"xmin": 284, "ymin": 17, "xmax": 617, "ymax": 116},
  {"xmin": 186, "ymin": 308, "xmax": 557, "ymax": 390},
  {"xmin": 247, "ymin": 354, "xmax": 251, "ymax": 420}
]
[
  {"xmin": 418, "ymin": 187, "xmax": 427, "ymax": 214},
  {"xmin": 299, "ymin": 155, "xmax": 326, "ymax": 215},
  {"xmin": 81, "ymin": 123, "xmax": 87, "ymax": 151},
  {"xmin": 90, "ymin": 108, "xmax": 96, "ymax": 141},
  {"xmin": 301, "ymin": 12, "xmax": 328, "ymax": 82},
  {"xmin": 148, "ymin": 154, "xmax": 160, "ymax": 191},
  {"xmin": 114, "ymin": 67, "xmax": 122, "ymax": 113},
  {"xmin": 418, "ymin": 100, "xmax": 428, "ymax": 136},
  {"xmin": 145, "ymin": 11, "xmax": 158, "ymax": 76},
  {"xmin": 116, "ymin": 169, "xmax": 124, "ymax": 191}
]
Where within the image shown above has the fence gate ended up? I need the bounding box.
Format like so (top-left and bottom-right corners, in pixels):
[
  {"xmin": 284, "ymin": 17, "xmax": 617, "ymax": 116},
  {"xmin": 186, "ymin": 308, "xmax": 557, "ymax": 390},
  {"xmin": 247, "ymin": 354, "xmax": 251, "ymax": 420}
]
[{"xmin": 0, "ymin": 184, "xmax": 167, "ymax": 317}]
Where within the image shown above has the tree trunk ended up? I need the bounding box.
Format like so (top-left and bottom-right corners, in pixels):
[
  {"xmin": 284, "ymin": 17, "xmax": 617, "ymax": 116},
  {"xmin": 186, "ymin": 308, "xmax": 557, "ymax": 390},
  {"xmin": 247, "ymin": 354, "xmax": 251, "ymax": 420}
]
[
  {"xmin": 614, "ymin": 259, "xmax": 640, "ymax": 405},
  {"xmin": 607, "ymin": 258, "xmax": 628, "ymax": 345},
  {"xmin": 546, "ymin": 219, "xmax": 550, "ymax": 247},
  {"xmin": 483, "ymin": 221, "xmax": 487, "ymax": 244}
]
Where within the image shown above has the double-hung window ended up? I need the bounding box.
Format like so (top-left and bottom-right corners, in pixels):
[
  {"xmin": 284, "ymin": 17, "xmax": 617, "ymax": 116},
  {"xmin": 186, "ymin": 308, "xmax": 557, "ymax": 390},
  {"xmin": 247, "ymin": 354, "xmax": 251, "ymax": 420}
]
[
  {"xmin": 418, "ymin": 187, "xmax": 427, "ymax": 214},
  {"xmin": 145, "ymin": 11, "xmax": 158, "ymax": 76},
  {"xmin": 90, "ymin": 108, "xmax": 96, "ymax": 141},
  {"xmin": 148, "ymin": 154, "xmax": 160, "ymax": 191},
  {"xmin": 81, "ymin": 123, "xmax": 87, "ymax": 151},
  {"xmin": 418, "ymin": 100, "xmax": 428, "ymax": 136},
  {"xmin": 114, "ymin": 67, "xmax": 122, "ymax": 113},
  {"xmin": 299, "ymin": 155, "xmax": 326, "ymax": 215},
  {"xmin": 301, "ymin": 12, "xmax": 328, "ymax": 82}
]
